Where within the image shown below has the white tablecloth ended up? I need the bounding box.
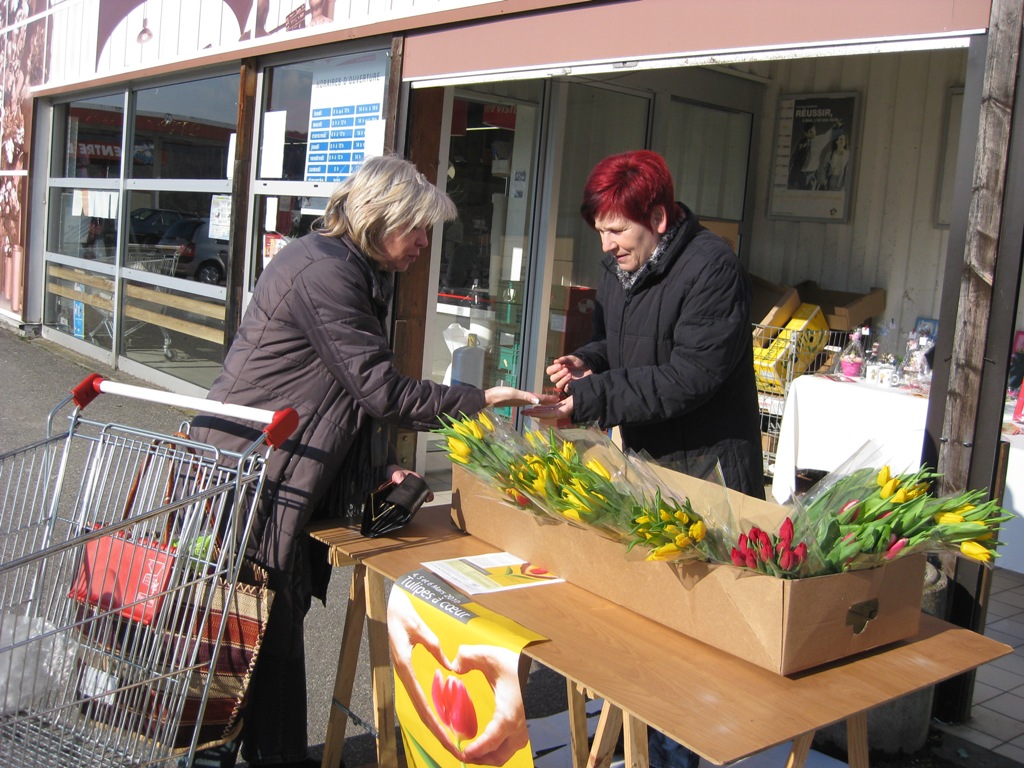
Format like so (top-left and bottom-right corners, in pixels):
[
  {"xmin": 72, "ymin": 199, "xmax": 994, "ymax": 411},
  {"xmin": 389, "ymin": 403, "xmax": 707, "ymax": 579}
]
[{"xmin": 771, "ymin": 375, "xmax": 930, "ymax": 504}]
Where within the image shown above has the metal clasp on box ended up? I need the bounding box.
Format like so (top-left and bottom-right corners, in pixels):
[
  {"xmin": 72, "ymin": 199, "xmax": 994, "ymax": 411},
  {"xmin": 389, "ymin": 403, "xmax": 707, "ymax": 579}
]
[{"xmin": 846, "ymin": 598, "xmax": 879, "ymax": 634}]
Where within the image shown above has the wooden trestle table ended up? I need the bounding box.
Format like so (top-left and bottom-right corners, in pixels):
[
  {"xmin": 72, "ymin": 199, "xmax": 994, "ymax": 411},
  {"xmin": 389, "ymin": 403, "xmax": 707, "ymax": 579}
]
[{"xmin": 307, "ymin": 505, "xmax": 1011, "ymax": 768}]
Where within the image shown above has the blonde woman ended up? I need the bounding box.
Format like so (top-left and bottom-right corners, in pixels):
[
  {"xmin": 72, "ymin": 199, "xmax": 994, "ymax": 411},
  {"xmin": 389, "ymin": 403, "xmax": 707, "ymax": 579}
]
[{"xmin": 189, "ymin": 155, "xmax": 549, "ymax": 768}]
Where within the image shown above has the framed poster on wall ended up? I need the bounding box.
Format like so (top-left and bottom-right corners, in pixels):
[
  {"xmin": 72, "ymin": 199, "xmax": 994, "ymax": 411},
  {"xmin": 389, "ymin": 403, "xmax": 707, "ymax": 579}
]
[{"xmin": 769, "ymin": 92, "xmax": 859, "ymax": 222}]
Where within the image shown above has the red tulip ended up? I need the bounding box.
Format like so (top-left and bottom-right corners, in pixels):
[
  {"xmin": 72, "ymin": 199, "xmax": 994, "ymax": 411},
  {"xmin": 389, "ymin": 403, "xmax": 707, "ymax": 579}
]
[
  {"xmin": 793, "ymin": 542, "xmax": 808, "ymax": 564},
  {"xmin": 779, "ymin": 517, "xmax": 794, "ymax": 547},
  {"xmin": 885, "ymin": 537, "xmax": 909, "ymax": 560},
  {"xmin": 779, "ymin": 547, "xmax": 794, "ymax": 571},
  {"xmin": 432, "ymin": 669, "xmax": 478, "ymax": 742},
  {"xmin": 730, "ymin": 548, "xmax": 746, "ymax": 567}
]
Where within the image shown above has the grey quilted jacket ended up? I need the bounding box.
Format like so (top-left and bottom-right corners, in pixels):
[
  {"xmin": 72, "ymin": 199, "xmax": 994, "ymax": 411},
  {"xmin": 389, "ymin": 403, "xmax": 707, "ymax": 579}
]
[{"xmin": 191, "ymin": 232, "xmax": 486, "ymax": 582}]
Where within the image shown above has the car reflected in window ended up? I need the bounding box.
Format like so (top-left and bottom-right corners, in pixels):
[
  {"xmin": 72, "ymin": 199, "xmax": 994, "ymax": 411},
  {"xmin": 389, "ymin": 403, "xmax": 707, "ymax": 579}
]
[{"xmin": 157, "ymin": 218, "xmax": 228, "ymax": 284}]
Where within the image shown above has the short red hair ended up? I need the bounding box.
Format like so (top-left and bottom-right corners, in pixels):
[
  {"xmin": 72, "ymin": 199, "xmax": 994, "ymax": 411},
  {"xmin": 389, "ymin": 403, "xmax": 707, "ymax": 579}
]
[{"xmin": 580, "ymin": 150, "xmax": 678, "ymax": 229}]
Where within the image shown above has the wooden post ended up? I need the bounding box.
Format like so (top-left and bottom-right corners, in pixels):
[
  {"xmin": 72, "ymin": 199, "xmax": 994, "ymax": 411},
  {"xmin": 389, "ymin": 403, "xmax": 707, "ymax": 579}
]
[
  {"xmin": 224, "ymin": 59, "xmax": 258, "ymax": 353},
  {"xmin": 937, "ymin": 0, "xmax": 1024, "ymax": 494}
]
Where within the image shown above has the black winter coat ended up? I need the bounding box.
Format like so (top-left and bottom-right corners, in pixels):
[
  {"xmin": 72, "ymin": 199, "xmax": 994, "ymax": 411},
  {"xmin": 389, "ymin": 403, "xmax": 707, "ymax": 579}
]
[
  {"xmin": 567, "ymin": 204, "xmax": 764, "ymax": 497},
  {"xmin": 191, "ymin": 232, "xmax": 486, "ymax": 588}
]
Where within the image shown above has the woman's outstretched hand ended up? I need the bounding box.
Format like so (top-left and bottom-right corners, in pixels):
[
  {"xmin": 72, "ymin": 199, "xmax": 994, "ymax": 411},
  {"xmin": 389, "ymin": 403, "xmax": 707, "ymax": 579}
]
[{"xmin": 483, "ymin": 387, "xmax": 559, "ymax": 408}]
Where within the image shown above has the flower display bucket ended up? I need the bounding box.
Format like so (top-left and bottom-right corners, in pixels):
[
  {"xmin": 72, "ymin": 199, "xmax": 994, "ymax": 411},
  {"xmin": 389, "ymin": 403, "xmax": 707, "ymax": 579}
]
[
  {"xmin": 841, "ymin": 359, "xmax": 863, "ymax": 377},
  {"xmin": 450, "ymin": 465, "xmax": 925, "ymax": 675}
]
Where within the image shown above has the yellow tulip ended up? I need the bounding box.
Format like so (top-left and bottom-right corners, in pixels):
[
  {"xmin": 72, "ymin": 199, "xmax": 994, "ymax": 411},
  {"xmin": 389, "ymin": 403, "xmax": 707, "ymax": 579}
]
[
  {"xmin": 586, "ymin": 459, "xmax": 612, "ymax": 480},
  {"xmin": 634, "ymin": 515, "xmax": 653, "ymax": 525},
  {"xmin": 934, "ymin": 512, "xmax": 965, "ymax": 525},
  {"xmin": 674, "ymin": 534, "xmax": 694, "ymax": 549},
  {"xmin": 647, "ymin": 542, "xmax": 681, "ymax": 561},
  {"xmin": 560, "ymin": 441, "xmax": 577, "ymax": 461},
  {"xmin": 477, "ymin": 412, "xmax": 494, "ymax": 432},
  {"xmin": 659, "ymin": 509, "xmax": 672, "ymax": 522},
  {"xmin": 451, "ymin": 420, "xmax": 473, "ymax": 438},
  {"xmin": 880, "ymin": 477, "xmax": 900, "ymax": 499},
  {"xmin": 689, "ymin": 520, "xmax": 707, "ymax": 542},
  {"xmin": 447, "ymin": 437, "xmax": 471, "ymax": 459},
  {"xmin": 674, "ymin": 509, "xmax": 690, "ymax": 525},
  {"xmin": 876, "ymin": 466, "xmax": 891, "ymax": 487},
  {"xmin": 663, "ymin": 524, "xmax": 681, "ymax": 536},
  {"xmin": 562, "ymin": 489, "xmax": 589, "ymax": 512},
  {"xmin": 960, "ymin": 540, "xmax": 992, "ymax": 563},
  {"xmin": 561, "ymin": 508, "xmax": 583, "ymax": 523},
  {"xmin": 466, "ymin": 419, "xmax": 483, "ymax": 439},
  {"xmin": 449, "ymin": 452, "xmax": 470, "ymax": 464}
]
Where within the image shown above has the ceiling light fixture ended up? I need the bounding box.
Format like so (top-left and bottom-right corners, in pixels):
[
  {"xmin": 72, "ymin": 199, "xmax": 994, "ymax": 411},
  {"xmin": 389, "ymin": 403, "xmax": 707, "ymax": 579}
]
[{"xmin": 137, "ymin": 3, "xmax": 153, "ymax": 43}]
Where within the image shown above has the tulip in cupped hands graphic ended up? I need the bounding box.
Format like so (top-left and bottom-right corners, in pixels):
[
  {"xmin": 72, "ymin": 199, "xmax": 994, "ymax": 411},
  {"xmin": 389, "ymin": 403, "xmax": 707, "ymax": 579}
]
[{"xmin": 432, "ymin": 668, "xmax": 479, "ymax": 759}]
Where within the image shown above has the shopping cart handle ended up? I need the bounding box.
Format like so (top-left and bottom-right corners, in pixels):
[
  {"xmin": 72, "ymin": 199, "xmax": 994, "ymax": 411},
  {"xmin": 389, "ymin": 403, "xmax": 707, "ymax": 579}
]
[
  {"xmin": 71, "ymin": 374, "xmax": 299, "ymax": 447},
  {"xmin": 264, "ymin": 407, "xmax": 299, "ymax": 448}
]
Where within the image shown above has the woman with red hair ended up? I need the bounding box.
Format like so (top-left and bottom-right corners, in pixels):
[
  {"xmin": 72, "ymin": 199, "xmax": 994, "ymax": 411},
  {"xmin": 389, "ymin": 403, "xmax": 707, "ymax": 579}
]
[
  {"xmin": 526, "ymin": 149, "xmax": 763, "ymax": 497},
  {"xmin": 527, "ymin": 148, "xmax": 762, "ymax": 768}
]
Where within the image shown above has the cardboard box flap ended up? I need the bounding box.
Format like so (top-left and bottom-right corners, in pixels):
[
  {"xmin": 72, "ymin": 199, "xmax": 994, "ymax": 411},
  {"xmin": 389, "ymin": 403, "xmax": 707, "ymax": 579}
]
[
  {"xmin": 751, "ymin": 274, "xmax": 801, "ymax": 346},
  {"xmin": 794, "ymin": 281, "xmax": 886, "ymax": 332}
]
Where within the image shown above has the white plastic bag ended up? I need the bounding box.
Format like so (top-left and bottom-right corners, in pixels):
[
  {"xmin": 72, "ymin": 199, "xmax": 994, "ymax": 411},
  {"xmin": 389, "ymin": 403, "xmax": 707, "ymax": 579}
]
[{"xmin": 0, "ymin": 612, "xmax": 78, "ymax": 715}]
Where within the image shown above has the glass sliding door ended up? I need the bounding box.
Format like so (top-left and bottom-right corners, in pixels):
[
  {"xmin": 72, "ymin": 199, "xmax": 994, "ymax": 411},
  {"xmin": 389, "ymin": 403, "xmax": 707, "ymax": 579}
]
[
  {"xmin": 541, "ymin": 83, "xmax": 651, "ymax": 390},
  {"xmin": 423, "ymin": 83, "xmax": 543, "ymax": 487}
]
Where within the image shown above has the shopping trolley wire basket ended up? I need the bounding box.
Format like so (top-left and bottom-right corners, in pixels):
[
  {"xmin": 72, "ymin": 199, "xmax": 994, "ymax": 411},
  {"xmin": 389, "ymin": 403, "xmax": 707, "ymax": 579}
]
[{"xmin": 0, "ymin": 374, "xmax": 297, "ymax": 767}]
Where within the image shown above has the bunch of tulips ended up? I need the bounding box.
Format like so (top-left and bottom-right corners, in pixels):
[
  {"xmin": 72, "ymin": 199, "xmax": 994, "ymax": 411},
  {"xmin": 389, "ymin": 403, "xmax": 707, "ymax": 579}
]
[
  {"xmin": 435, "ymin": 412, "xmax": 708, "ymax": 561},
  {"xmin": 787, "ymin": 464, "xmax": 1012, "ymax": 575}
]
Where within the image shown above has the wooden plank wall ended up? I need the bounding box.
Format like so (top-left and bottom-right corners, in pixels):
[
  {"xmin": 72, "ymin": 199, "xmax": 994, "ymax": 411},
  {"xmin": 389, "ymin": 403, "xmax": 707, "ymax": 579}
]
[{"xmin": 743, "ymin": 49, "xmax": 971, "ymax": 342}]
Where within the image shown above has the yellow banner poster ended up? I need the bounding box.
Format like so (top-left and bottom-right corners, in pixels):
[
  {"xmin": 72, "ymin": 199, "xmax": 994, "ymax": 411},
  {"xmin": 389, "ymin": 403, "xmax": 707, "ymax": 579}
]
[{"xmin": 388, "ymin": 568, "xmax": 546, "ymax": 768}]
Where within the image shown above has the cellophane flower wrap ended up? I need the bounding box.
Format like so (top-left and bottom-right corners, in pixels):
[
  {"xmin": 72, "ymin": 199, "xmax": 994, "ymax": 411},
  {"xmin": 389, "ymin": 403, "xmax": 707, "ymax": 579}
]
[
  {"xmin": 781, "ymin": 441, "xmax": 1013, "ymax": 576},
  {"xmin": 434, "ymin": 409, "xmax": 546, "ymax": 517},
  {"xmin": 513, "ymin": 426, "xmax": 712, "ymax": 562}
]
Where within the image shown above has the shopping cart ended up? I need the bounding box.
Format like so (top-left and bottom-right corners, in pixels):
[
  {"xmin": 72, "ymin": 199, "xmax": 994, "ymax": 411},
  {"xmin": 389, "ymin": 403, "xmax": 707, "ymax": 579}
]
[
  {"xmin": 89, "ymin": 250, "xmax": 181, "ymax": 360},
  {"xmin": 0, "ymin": 374, "xmax": 297, "ymax": 767}
]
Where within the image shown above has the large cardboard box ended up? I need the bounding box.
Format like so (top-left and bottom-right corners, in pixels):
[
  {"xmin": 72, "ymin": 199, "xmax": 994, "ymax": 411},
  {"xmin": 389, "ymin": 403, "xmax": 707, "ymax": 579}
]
[
  {"xmin": 450, "ymin": 465, "xmax": 925, "ymax": 675},
  {"xmin": 795, "ymin": 281, "xmax": 886, "ymax": 332}
]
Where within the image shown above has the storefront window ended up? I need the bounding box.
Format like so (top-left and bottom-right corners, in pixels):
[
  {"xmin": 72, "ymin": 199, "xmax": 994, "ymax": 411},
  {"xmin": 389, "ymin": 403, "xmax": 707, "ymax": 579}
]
[
  {"xmin": 44, "ymin": 260, "xmax": 115, "ymax": 352},
  {"xmin": 61, "ymin": 94, "xmax": 124, "ymax": 178},
  {"xmin": 543, "ymin": 84, "xmax": 650, "ymax": 385},
  {"xmin": 258, "ymin": 50, "xmax": 389, "ymax": 182},
  {"xmin": 659, "ymin": 97, "xmax": 752, "ymax": 223},
  {"xmin": 250, "ymin": 195, "xmax": 327, "ymax": 284},
  {"xmin": 47, "ymin": 187, "xmax": 120, "ymax": 261},
  {"xmin": 132, "ymin": 75, "xmax": 239, "ymax": 181},
  {"xmin": 118, "ymin": 279, "xmax": 226, "ymax": 388},
  {"xmin": 45, "ymin": 75, "xmax": 237, "ymax": 390}
]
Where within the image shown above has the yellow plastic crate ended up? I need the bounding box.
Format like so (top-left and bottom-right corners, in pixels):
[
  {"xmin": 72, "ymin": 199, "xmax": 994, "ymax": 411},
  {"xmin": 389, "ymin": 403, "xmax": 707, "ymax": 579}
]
[{"xmin": 754, "ymin": 303, "xmax": 829, "ymax": 394}]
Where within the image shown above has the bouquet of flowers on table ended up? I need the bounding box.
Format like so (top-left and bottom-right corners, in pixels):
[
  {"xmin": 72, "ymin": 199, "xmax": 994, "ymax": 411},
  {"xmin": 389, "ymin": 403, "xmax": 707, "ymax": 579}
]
[
  {"xmin": 434, "ymin": 412, "xmax": 712, "ymax": 562},
  {"xmin": 728, "ymin": 442, "xmax": 1013, "ymax": 578}
]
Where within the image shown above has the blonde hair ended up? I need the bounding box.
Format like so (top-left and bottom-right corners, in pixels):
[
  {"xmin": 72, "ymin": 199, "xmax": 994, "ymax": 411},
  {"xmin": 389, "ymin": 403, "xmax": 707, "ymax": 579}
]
[{"xmin": 317, "ymin": 155, "xmax": 457, "ymax": 264}]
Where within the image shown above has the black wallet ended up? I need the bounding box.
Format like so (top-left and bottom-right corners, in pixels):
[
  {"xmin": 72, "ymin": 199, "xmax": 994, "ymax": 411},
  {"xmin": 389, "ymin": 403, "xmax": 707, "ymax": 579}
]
[{"xmin": 360, "ymin": 474, "xmax": 431, "ymax": 538}]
